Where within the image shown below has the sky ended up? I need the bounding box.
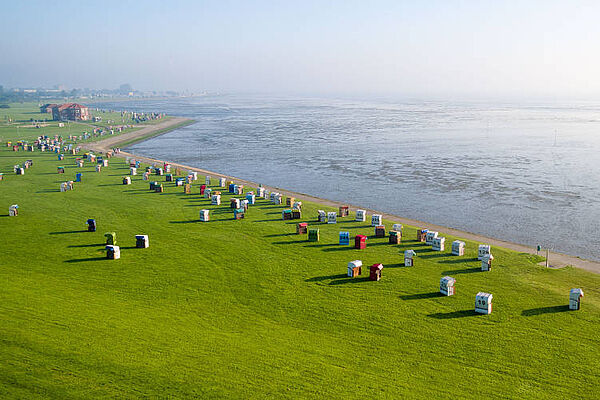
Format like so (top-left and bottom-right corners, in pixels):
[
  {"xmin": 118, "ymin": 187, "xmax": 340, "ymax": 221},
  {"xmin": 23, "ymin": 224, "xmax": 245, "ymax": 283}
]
[{"xmin": 1, "ymin": 0, "xmax": 600, "ymax": 99}]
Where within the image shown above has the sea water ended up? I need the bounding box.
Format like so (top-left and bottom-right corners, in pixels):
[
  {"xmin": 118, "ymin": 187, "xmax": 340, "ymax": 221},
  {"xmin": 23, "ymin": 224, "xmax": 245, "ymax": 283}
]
[{"xmin": 90, "ymin": 94, "xmax": 600, "ymax": 261}]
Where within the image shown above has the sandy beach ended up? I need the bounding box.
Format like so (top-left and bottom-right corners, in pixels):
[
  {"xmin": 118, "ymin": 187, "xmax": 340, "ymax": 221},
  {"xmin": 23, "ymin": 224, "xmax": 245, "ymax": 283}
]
[{"xmin": 83, "ymin": 117, "xmax": 600, "ymax": 275}]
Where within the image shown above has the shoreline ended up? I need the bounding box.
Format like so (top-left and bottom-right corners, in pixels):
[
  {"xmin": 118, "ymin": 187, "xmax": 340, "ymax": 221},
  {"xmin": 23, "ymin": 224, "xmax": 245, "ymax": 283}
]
[
  {"xmin": 82, "ymin": 117, "xmax": 600, "ymax": 275},
  {"xmin": 81, "ymin": 116, "xmax": 194, "ymax": 149}
]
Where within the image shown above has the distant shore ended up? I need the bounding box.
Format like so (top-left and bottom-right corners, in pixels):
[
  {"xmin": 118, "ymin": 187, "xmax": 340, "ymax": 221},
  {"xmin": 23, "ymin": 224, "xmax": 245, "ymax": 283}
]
[
  {"xmin": 83, "ymin": 96, "xmax": 200, "ymax": 104},
  {"xmin": 82, "ymin": 117, "xmax": 600, "ymax": 275}
]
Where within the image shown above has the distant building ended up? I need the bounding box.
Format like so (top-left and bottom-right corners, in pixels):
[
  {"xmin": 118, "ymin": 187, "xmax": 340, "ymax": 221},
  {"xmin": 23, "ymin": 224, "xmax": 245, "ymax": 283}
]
[
  {"xmin": 52, "ymin": 103, "xmax": 90, "ymax": 121},
  {"xmin": 119, "ymin": 83, "xmax": 133, "ymax": 95},
  {"xmin": 40, "ymin": 103, "xmax": 58, "ymax": 113}
]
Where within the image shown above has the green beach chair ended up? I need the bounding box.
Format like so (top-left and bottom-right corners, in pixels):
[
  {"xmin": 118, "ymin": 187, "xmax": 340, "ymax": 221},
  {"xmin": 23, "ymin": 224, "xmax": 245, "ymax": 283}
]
[{"xmin": 104, "ymin": 232, "xmax": 116, "ymax": 246}]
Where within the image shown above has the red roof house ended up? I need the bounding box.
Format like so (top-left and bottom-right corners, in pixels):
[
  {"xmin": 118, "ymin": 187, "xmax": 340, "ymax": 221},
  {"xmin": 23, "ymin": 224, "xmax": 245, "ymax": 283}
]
[{"xmin": 52, "ymin": 103, "xmax": 90, "ymax": 121}]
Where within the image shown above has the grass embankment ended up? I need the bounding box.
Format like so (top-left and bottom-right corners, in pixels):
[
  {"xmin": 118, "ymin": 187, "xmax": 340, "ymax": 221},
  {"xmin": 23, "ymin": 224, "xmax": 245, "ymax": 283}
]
[
  {"xmin": 0, "ymin": 143, "xmax": 599, "ymax": 398},
  {"xmin": 0, "ymin": 101, "xmax": 172, "ymax": 145},
  {"xmin": 114, "ymin": 119, "xmax": 195, "ymax": 147},
  {"xmin": 0, "ymin": 147, "xmax": 600, "ymax": 398}
]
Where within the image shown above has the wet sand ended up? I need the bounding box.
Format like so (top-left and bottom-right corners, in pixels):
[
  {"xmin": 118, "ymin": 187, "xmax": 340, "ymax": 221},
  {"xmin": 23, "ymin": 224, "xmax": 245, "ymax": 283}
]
[{"xmin": 83, "ymin": 117, "xmax": 600, "ymax": 274}]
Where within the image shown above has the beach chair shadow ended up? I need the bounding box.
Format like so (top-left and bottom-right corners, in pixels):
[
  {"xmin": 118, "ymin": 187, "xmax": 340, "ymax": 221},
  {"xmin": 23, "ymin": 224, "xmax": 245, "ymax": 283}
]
[
  {"xmin": 419, "ymin": 253, "xmax": 450, "ymax": 259},
  {"xmin": 336, "ymin": 224, "xmax": 371, "ymax": 229},
  {"xmin": 367, "ymin": 241, "xmax": 392, "ymax": 247},
  {"xmin": 416, "ymin": 248, "xmax": 436, "ymax": 254},
  {"xmin": 403, "ymin": 239, "xmax": 425, "ymax": 244},
  {"xmin": 264, "ymin": 233, "xmax": 296, "ymax": 238},
  {"xmin": 441, "ymin": 267, "xmax": 480, "ymax": 275},
  {"xmin": 209, "ymin": 208, "xmax": 232, "ymax": 215},
  {"xmin": 427, "ymin": 310, "xmax": 476, "ymax": 319},
  {"xmin": 521, "ymin": 305, "xmax": 570, "ymax": 316},
  {"xmin": 329, "ymin": 276, "xmax": 370, "ymax": 285},
  {"xmin": 123, "ymin": 189, "xmax": 148, "ymax": 193},
  {"xmin": 440, "ymin": 257, "xmax": 479, "ymax": 264},
  {"xmin": 256, "ymin": 204, "xmax": 285, "ymax": 210},
  {"xmin": 321, "ymin": 246, "xmax": 355, "ymax": 252},
  {"xmin": 305, "ymin": 273, "xmax": 347, "ymax": 282},
  {"xmin": 400, "ymin": 292, "xmax": 440, "ymax": 300},
  {"xmin": 385, "ymin": 263, "xmax": 407, "ymax": 268},
  {"xmin": 272, "ymin": 240, "xmax": 305, "ymax": 245},
  {"xmin": 65, "ymin": 256, "xmax": 107, "ymax": 263},
  {"xmin": 159, "ymin": 192, "xmax": 186, "ymax": 196}
]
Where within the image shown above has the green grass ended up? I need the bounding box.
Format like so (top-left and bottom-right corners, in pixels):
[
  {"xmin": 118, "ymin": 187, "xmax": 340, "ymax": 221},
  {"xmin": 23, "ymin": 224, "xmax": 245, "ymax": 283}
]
[
  {"xmin": 0, "ymin": 102, "xmax": 172, "ymax": 145},
  {"xmin": 0, "ymin": 144, "xmax": 599, "ymax": 398}
]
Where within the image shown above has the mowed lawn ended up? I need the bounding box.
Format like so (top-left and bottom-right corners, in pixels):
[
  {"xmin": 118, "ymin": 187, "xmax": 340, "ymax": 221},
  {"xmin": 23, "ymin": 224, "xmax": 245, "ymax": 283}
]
[{"xmin": 0, "ymin": 146, "xmax": 599, "ymax": 399}]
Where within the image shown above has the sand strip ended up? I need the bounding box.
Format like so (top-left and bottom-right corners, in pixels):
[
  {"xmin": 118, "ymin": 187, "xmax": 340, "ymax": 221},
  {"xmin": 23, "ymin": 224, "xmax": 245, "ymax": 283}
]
[{"xmin": 83, "ymin": 117, "xmax": 600, "ymax": 274}]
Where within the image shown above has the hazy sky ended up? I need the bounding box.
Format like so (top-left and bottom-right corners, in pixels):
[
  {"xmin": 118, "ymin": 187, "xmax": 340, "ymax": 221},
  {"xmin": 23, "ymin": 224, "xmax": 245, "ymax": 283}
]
[{"xmin": 2, "ymin": 0, "xmax": 600, "ymax": 98}]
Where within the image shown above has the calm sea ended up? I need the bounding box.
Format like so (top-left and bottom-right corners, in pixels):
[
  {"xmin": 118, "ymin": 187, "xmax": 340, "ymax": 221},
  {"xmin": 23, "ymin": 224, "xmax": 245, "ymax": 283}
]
[{"xmin": 89, "ymin": 95, "xmax": 600, "ymax": 261}]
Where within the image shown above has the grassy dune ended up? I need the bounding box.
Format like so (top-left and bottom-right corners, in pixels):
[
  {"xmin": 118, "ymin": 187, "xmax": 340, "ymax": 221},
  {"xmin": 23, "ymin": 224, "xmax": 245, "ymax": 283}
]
[{"xmin": 0, "ymin": 139, "xmax": 599, "ymax": 398}]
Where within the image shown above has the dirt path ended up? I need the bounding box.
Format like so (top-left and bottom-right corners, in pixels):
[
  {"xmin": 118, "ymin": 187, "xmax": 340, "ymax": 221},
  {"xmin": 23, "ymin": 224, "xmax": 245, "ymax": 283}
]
[{"xmin": 82, "ymin": 118, "xmax": 600, "ymax": 275}]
